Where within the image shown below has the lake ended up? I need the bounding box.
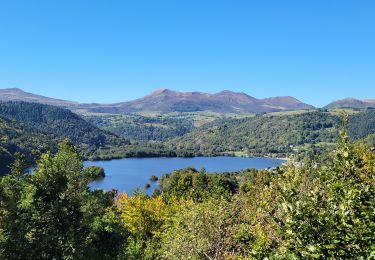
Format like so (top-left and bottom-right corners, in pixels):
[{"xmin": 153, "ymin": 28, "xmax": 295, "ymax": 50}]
[{"xmin": 84, "ymin": 156, "xmax": 285, "ymax": 195}]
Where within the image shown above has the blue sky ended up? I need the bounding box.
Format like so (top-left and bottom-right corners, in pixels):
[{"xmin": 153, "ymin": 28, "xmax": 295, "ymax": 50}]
[{"xmin": 0, "ymin": 0, "xmax": 374, "ymax": 107}]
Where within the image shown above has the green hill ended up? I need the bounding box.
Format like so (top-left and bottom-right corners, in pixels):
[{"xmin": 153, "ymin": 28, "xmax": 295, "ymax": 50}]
[
  {"xmin": 0, "ymin": 116, "xmax": 55, "ymax": 174},
  {"xmin": 325, "ymin": 98, "xmax": 375, "ymax": 109},
  {"xmin": 84, "ymin": 113, "xmax": 194, "ymax": 142},
  {"xmin": 167, "ymin": 109, "xmax": 375, "ymax": 157},
  {"xmin": 0, "ymin": 102, "xmax": 128, "ymax": 174},
  {"xmin": 0, "ymin": 102, "xmax": 124, "ymax": 148}
]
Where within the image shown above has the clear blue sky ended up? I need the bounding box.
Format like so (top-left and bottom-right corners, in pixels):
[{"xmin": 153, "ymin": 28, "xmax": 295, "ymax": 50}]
[{"xmin": 0, "ymin": 0, "xmax": 374, "ymax": 107}]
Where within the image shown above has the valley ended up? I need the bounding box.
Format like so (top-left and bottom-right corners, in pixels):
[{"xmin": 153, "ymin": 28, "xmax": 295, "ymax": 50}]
[
  {"xmin": 1, "ymin": 88, "xmax": 375, "ymax": 175},
  {"xmin": 1, "ymin": 89, "xmax": 374, "ymax": 259}
]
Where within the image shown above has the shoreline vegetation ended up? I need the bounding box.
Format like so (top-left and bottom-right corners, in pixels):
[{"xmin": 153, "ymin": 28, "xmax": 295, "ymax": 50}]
[
  {"xmin": 4, "ymin": 101, "xmax": 375, "ymax": 175},
  {"xmin": 4, "ymin": 100, "xmax": 375, "ymax": 190}
]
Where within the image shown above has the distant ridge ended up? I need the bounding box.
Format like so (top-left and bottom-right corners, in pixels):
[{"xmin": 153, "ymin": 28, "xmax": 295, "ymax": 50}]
[
  {"xmin": 0, "ymin": 88, "xmax": 79, "ymax": 107},
  {"xmin": 262, "ymin": 96, "xmax": 312, "ymax": 110},
  {"xmin": 0, "ymin": 87, "xmax": 315, "ymax": 114},
  {"xmin": 325, "ymin": 97, "xmax": 375, "ymax": 109},
  {"xmin": 88, "ymin": 89, "xmax": 315, "ymax": 114}
]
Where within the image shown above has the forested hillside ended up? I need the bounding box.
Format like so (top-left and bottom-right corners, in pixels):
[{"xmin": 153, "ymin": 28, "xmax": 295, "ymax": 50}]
[
  {"xmin": 347, "ymin": 109, "xmax": 375, "ymax": 138},
  {"xmin": 167, "ymin": 111, "xmax": 339, "ymax": 157},
  {"xmin": 83, "ymin": 109, "xmax": 375, "ymax": 159},
  {"xmin": 84, "ymin": 114, "xmax": 194, "ymax": 142},
  {"xmin": 167, "ymin": 110, "xmax": 375, "ymax": 157},
  {"xmin": 0, "ymin": 102, "xmax": 123, "ymax": 148},
  {"xmin": 0, "ymin": 102, "xmax": 129, "ymax": 174},
  {"xmin": 0, "ymin": 117, "xmax": 54, "ymax": 174}
]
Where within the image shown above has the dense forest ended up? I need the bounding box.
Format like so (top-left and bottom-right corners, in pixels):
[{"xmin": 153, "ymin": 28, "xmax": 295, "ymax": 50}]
[
  {"xmin": 83, "ymin": 109, "xmax": 375, "ymax": 159},
  {"xmin": 0, "ymin": 116, "xmax": 54, "ymax": 174},
  {"xmin": 0, "ymin": 102, "xmax": 124, "ymax": 148},
  {"xmin": 0, "ymin": 129, "xmax": 373, "ymax": 259},
  {"xmin": 84, "ymin": 114, "xmax": 194, "ymax": 142},
  {"xmin": 0, "ymin": 102, "xmax": 131, "ymax": 174},
  {"xmin": 166, "ymin": 110, "xmax": 375, "ymax": 157}
]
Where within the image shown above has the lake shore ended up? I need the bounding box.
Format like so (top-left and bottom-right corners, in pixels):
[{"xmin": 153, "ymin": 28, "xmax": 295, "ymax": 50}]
[{"xmin": 86, "ymin": 156, "xmax": 285, "ymax": 194}]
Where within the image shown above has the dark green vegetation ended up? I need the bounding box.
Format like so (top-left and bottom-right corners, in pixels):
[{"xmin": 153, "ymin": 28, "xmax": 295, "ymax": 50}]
[
  {"xmin": 347, "ymin": 108, "xmax": 375, "ymax": 139},
  {"xmin": 0, "ymin": 102, "xmax": 128, "ymax": 174},
  {"xmin": 166, "ymin": 109, "xmax": 375, "ymax": 158},
  {"xmin": 0, "ymin": 142, "xmax": 124, "ymax": 259},
  {"xmin": 0, "ymin": 116, "xmax": 52, "ymax": 174},
  {"xmin": 84, "ymin": 114, "xmax": 194, "ymax": 142},
  {"xmin": 0, "ymin": 102, "xmax": 122, "ymax": 147},
  {"xmin": 1, "ymin": 130, "xmax": 373, "ymax": 258},
  {"xmin": 84, "ymin": 166, "xmax": 106, "ymax": 180},
  {"xmin": 158, "ymin": 167, "xmax": 238, "ymax": 201}
]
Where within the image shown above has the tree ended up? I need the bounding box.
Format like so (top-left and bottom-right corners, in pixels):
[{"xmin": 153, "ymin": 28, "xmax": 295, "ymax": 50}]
[
  {"xmin": 84, "ymin": 166, "xmax": 105, "ymax": 180},
  {"xmin": 160, "ymin": 198, "xmax": 243, "ymax": 259},
  {"xmin": 0, "ymin": 156, "xmax": 33, "ymax": 259},
  {"xmin": 278, "ymin": 127, "xmax": 375, "ymax": 258},
  {"xmin": 116, "ymin": 192, "xmax": 178, "ymax": 259},
  {"xmin": 0, "ymin": 141, "xmax": 126, "ymax": 259}
]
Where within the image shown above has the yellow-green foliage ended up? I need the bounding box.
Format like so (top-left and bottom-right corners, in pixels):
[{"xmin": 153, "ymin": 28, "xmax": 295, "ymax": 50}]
[
  {"xmin": 116, "ymin": 192, "xmax": 181, "ymax": 259},
  {"xmin": 160, "ymin": 198, "xmax": 240, "ymax": 259}
]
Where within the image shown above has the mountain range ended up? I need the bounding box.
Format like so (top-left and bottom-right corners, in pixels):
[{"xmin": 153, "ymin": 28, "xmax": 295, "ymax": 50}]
[
  {"xmin": 324, "ymin": 98, "xmax": 375, "ymax": 109},
  {"xmin": 0, "ymin": 88, "xmax": 314, "ymax": 114},
  {"xmin": 0, "ymin": 88, "xmax": 79, "ymax": 107},
  {"xmin": 1, "ymin": 87, "xmax": 374, "ymax": 113}
]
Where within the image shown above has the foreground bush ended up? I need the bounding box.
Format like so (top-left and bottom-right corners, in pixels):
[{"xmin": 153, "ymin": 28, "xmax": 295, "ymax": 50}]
[{"xmin": 0, "ymin": 141, "xmax": 126, "ymax": 259}]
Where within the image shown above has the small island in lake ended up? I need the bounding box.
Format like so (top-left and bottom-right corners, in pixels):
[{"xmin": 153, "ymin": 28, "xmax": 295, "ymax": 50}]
[{"xmin": 84, "ymin": 166, "xmax": 106, "ymax": 180}]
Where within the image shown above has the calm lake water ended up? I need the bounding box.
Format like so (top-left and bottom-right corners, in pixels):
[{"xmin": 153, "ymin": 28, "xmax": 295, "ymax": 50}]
[{"xmin": 84, "ymin": 156, "xmax": 285, "ymax": 195}]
